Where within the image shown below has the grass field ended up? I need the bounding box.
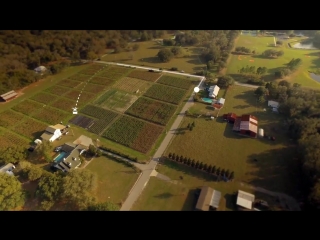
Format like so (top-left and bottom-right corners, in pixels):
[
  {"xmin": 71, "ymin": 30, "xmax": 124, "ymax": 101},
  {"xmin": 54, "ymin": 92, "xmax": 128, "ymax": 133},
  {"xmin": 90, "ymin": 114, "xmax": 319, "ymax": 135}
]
[
  {"xmin": 112, "ymin": 77, "xmax": 153, "ymax": 94},
  {"xmin": 165, "ymin": 85, "xmax": 300, "ymax": 196},
  {"xmin": 101, "ymin": 41, "xmax": 207, "ymax": 73},
  {"xmin": 94, "ymin": 90, "xmax": 138, "ymax": 113},
  {"xmin": 132, "ymin": 161, "xmax": 254, "ymax": 211},
  {"xmin": 226, "ymin": 35, "xmax": 320, "ymax": 88},
  {"xmin": 87, "ymin": 156, "xmax": 139, "ymax": 204}
]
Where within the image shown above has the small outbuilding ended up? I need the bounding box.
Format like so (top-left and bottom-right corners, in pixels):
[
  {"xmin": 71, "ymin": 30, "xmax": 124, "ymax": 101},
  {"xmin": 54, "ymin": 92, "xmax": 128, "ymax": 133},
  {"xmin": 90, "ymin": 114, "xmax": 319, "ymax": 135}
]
[
  {"xmin": 34, "ymin": 66, "xmax": 47, "ymax": 73},
  {"xmin": 258, "ymin": 128, "xmax": 264, "ymax": 137},
  {"xmin": 0, "ymin": 90, "xmax": 18, "ymax": 102},
  {"xmin": 195, "ymin": 186, "xmax": 221, "ymax": 211},
  {"xmin": 236, "ymin": 190, "xmax": 255, "ymax": 210},
  {"xmin": 268, "ymin": 100, "xmax": 279, "ymax": 109}
]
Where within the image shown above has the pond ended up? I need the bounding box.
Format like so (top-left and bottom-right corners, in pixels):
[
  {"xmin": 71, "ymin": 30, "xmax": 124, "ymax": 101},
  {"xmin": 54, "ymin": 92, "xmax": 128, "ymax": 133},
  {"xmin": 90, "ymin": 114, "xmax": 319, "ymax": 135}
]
[
  {"xmin": 292, "ymin": 42, "xmax": 318, "ymax": 50},
  {"xmin": 310, "ymin": 73, "xmax": 320, "ymax": 82}
]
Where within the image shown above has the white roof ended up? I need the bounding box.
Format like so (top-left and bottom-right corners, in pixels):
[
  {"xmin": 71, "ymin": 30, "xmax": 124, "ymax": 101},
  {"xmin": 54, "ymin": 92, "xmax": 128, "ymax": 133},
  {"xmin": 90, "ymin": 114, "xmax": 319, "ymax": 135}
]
[
  {"xmin": 217, "ymin": 98, "xmax": 225, "ymax": 105},
  {"xmin": 34, "ymin": 66, "xmax": 47, "ymax": 72},
  {"xmin": 236, "ymin": 190, "xmax": 255, "ymax": 209},
  {"xmin": 0, "ymin": 163, "xmax": 15, "ymax": 174},
  {"xmin": 208, "ymin": 85, "xmax": 220, "ymax": 97},
  {"xmin": 268, "ymin": 100, "xmax": 279, "ymax": 108}
]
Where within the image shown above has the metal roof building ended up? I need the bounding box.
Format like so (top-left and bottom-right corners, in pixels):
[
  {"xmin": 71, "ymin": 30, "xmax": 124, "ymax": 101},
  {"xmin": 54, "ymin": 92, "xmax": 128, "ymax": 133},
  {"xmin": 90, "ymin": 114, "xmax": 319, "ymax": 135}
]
[
  {"xmin": 236, "ymin": 190, "xmax": 255, "ymax": 209},
  {"xmin": 195, "ymin": 186, "xmax": 221, "ymax": 211},
  {"xmin": 0, "ymin": 90, "xmax": 18, "ymax": 102}
]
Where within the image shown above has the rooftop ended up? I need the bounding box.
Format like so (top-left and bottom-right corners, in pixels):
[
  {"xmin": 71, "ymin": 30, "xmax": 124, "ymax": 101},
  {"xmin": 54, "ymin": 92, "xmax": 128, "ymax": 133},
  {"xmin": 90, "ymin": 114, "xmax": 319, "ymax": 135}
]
[
  {"xmin": 0, "ymin": 90, "xmax": 18, "ymax": 100},
  {"xmin": 236, "ymin": 190, "xmax": 255, "ymax": 209},
  {"xmin": 195, "ymin": 186, "xmax": 221, "ymax": 211},
  {"xmin": 54, "ymin": 144, "xmax": 85, "ymax": 172}
]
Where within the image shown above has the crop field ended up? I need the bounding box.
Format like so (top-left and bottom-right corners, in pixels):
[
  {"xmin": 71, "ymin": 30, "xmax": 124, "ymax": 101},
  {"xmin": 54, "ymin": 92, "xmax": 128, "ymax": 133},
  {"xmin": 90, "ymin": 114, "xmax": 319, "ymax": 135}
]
[
  {"xmin": 0, "ymin": 110, "xmax": 26, "ymax": 128},
  {"xmin": 97, "ymin": 71, "xmax": 124, "ymax": 80},
  {"xmin": 33, "ymin": 106, "xmax": 70, "ymax": 125},
  {"xmin": 64, "ymin": 90, "xmax": 96, "ymax": 106},
  {"xmin": 50, "ymin": 97, "xmax": 76, "ymax": 113},
  {"xmin": 13, "ymin": 117, "xmax": 48, "ymax": 140},
  {"xmin": 112, "ymin": 77, "xmax": 152, "ymax": 93},
  {"xmin": 75, "ymin": 82, "xmax": 107, "ymax": 94},
  {"xmin": 89, "ymin": 76, "xmax": 115, "ymax": 86},
  {"xmin": 144, "ymin": 84, "xmax": 187, "ymax": 105},
  {"xmin": 79, "ymin": 64, "xmax": 106, "ymax": 75},
  {"xmin": 59, "ymin": 79, "xmax": 81, "ymax": 88},
  {"xmin": 68, "ymin": 73, "xmax": 91, "ymax": 82},
  {"xmin": 128, "ymin": 70, "xmax": 161, "ymax": 82},
  {"xmin": 69, "ymin": 115, "xmax": 95, "ymax": 129},
  {"xmin": 94, "ymin": 89, "xmax": 117, "ymax": 105},
  {"xmin": 103, "ymin": 115, "xmax": 163, "ymax": 153},
  {"xmin": 125, "ymin": 97, "xmax": 177, "ymax": 125},
  {"xmin": 31, "ymin": 92, "xmax": 58, "ymax": 105},
  {"xmin": 44, "ymin": 85, "xmax": 71, "ymax": 96},
  {"xmin": 157, "ymin": 75, "xmax": 193, "ymax": 90},
  {"xmin": 80, "ymin": 105, "xmax": 119, "ymax": 121},
  {"xmin": 89, "ymin": 119, "xmax": 117, "ymax": 135},
  {"xmin": 0, "ymin": 131, "xmax": 29, "ymax": 148},
  {"xmin": 95, "ymin": 90, "xmax": 138, "ymax": 113},
  {"xmin": 12, "ymin": 100, "xmax": 43, "ymax": 116}
]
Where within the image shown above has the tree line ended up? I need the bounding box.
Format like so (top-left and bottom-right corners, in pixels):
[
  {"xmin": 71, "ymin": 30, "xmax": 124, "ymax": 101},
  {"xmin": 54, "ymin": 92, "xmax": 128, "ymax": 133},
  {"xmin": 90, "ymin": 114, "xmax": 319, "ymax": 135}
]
[
  {"xmin": 0, "ymin": 30, "xmax": 167, "ymax": 94},
  {"xmin": 167, "ymin": 153, "xmax": 234, "ymax": 181}
]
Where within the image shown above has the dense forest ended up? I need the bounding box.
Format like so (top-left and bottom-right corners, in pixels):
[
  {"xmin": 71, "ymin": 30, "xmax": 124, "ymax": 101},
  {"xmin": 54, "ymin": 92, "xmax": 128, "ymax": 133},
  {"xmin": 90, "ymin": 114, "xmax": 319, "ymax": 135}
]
[{"xmin": 0, "ymin": 30, "xmax": 167, "ymax": 94}]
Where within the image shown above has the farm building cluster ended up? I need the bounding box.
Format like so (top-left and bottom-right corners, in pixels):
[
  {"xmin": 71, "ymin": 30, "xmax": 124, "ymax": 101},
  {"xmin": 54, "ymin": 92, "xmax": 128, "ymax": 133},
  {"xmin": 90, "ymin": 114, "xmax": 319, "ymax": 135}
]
[{"xmin": 223, "ymin": 113, "xmax": 259, "ymax": 138}]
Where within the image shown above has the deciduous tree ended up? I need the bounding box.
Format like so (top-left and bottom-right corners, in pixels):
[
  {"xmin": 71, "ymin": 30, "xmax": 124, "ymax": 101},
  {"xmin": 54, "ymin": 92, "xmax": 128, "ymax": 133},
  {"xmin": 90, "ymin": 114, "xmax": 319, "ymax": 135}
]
[{"xmin": 0, "ymin": 174, "xmax": 25, "ymax": 210}]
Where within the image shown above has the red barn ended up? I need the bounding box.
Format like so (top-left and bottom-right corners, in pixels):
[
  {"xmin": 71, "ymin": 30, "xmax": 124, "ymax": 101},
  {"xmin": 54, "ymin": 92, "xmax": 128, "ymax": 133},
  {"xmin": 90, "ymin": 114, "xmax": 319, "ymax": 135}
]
[
  {"xmin": 223, "ymin": 113, "xmax": 237, "ymax": 123},
  {"xmin": 232, "ymin": 114, "xmax": 258, "ymax": 138}
]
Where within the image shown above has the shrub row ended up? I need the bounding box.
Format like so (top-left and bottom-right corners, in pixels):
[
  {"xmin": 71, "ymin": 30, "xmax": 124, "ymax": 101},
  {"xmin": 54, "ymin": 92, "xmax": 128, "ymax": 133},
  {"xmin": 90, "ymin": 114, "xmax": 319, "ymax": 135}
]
[
  {"xmin": 101, "ymin": 153, "xmax": 141, "ymax": 173},
  {"xmin": 99, "ymin": 146, "xmax": 139, "ymax": 162},
  {"xmin": 167, "ymin": 153, "xmax": 234, "ymax": 180}
]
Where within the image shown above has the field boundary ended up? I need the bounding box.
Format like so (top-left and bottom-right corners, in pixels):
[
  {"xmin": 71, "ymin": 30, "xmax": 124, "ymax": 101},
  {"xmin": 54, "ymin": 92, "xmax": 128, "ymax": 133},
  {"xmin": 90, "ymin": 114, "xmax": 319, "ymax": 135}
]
[{"xmin": 128, "ymin": 172, "xmax": 143, "ymax": 195}]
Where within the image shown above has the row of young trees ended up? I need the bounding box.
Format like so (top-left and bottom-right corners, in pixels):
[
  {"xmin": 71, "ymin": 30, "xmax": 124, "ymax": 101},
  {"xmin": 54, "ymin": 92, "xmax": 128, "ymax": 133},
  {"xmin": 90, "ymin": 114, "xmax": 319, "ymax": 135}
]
[{"xmin": 167, "ymin": 153, "xmax": 234, "ymax": 180}]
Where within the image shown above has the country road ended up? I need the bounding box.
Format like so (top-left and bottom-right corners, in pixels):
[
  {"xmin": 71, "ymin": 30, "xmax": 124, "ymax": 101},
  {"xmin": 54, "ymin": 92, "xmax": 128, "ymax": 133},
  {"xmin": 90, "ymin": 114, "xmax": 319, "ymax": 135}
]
[{"xmin": 92, "ymin": 60, "xmax": 257, "ymax": 210}]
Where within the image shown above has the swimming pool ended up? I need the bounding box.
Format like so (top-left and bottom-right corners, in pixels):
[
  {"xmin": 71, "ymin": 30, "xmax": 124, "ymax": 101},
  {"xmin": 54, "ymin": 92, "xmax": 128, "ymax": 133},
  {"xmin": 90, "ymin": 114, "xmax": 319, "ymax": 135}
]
[
  {"xmin": 54, "ymin": 151, "xmax": 67, "ymax": 163},
  {"xmin": 202, "ymin": 98, "xmax": 213, "ymax": 104}
]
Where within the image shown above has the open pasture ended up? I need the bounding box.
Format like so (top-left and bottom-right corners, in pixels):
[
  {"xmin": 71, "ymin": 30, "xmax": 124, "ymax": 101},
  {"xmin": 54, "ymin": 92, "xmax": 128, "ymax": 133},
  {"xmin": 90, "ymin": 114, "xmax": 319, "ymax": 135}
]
[
  {"xmin": 59, "ymin": 79, "xmax": 81, "ymax": 88},
  {"xmin": 12, "ymin": 100, "xmax": 43, "ymax": 116},
  {"xmin": 0, "ymin": 131, "xmax": 30, "ymax": 148},
  {"xmin": 95, "ymin": 90, "xmax": 138, "ymax": 113},
  {"xmin": 50, "ymin": 97, "xmax": 76, "ymax": 113},
  {"xmin": 112, "ymin": 77, "xmax": 152, "ymax": 93},
  {"xmin": 31, "ymin": 92, "xmax": 58, "ymax": 105},
  {"xmin": 89, "ymin": 76, "xmax": 115, "ymax": 86},
  {"xmin": 125, "ymin": 97, "xmax": 176, "ymax": 126},
  {"xmin": 127, "ymin": 70, "xmax": 161, "ymax": 82},
  {"xmin": 44, "ymin": 85, "xmax": 70, "ymax": 96},
  {"xmin": 0, "ymin": 110, "xmax": 26, "ymax": 128},
  {"xmin": 157, "ymin": 75, "xmax": 193, "ymax": 90},
  {"xmin": 80, "ymin": 104, "xmax": 119, "ymax": 121},
  {"xmin": 144, "ymin": 84, "xmax": 187, "ymax": 105},
  {"xmin": 103, "ymin": 115, "xmax": 163, "ymax": 153},
  {"xmin": 33, "ymin": 106, "xmax": 70, "ymax": 125},
  {"xmin": 69, "ymin": 115, "xmax": 95, "ymax": 129},
  {"xmin": 75, "ymin": 82, "xmax": 107, "ymax": 94},
  {"xmin": 226, "ymin": 35, "xmax": 320, "ymax": 88},
  {"xmin": 13, "ymin": 117, "xmax": 48, "ymax": 140}
]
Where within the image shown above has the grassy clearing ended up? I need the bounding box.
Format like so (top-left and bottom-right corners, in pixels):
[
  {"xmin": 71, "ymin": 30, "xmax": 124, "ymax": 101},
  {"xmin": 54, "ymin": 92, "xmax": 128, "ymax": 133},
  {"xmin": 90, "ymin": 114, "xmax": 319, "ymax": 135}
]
[
  {"xmin": 87, "ymin": 156, "xmax": 139, "ymax": 204},
  {"xmin": 226, "ymin": 35, "xmax": 320, "ymax": 89},
  {"xmin": 101, "ymin": 41, "xmax": 207, "ymax": 73},
  {"xmin": 165, "ymin": 85, "xmax": 299, "ymax": 195},
  {"xmin": 132, "ymin": 161, "xmax": 253, "ymax": 211}
]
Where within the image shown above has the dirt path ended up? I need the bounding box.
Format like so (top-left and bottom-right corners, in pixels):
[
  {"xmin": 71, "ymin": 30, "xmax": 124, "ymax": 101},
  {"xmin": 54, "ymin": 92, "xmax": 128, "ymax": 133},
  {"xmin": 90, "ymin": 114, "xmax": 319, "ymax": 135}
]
[{"xmin": 219, "ymin": 35, "xmax": 240, "ymax": 75}]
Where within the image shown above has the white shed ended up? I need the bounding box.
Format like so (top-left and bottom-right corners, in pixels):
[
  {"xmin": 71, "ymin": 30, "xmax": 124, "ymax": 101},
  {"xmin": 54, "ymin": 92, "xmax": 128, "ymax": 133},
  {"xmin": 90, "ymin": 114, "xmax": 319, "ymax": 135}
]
[
  {"xmin": 268, "ymin": 100, "xmax": 279, "ymax": 108},
  {"xmin": 258, "ymin": 128, "xmax": 264, "ymax": 137},
  {"xmin": 236, "ymin": 190, "xmax": 255, "ymax": 210},
  {"xmin": 34, "ymin": 66, "xmax": 47, "ymax": 73}
]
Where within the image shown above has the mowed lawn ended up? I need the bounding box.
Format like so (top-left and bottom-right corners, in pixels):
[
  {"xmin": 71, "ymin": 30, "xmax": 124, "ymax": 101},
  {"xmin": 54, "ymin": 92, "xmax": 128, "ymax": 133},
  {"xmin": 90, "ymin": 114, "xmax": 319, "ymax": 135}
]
[
  {"xmin": 132, "ymin": 161, "xmax": 254, "ymax": 211},
  {"xmin": 101, "ymin": 41, "xmax": 207, "ymax": 74},
  {"xmin": 86, "ymin": 156, "xmax": 139, "ymax": 205},
  {"xmin": 165, "ymin": 85, "xmax": 299, "ymax": 195},
  {"xmin": 226, "ymin": 35, "xmax": 320, "ymax": 89}
]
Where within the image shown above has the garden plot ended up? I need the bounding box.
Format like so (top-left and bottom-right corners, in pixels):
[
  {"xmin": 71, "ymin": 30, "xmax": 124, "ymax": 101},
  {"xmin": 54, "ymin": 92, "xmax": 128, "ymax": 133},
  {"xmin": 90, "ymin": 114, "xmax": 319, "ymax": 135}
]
[
  {"xmin": 31, "ymin": 92, "xmax": 58, "ymax": 104},
  {"xmin": 103, "ymin": 115, "xmax": 163, "ymax": 153},
  {"xmin": 64, "ymin": 90, "xmax": 96, "ymax": 107},
  {"xmin": 144, "ymin": 84, "xmax": 187, "ymax": 105},
  {"xmin": 59, "ymin": 79, "xmax": 82, "ymax": 88},
  {"xmin": 33, "ymin": 106, "xmax": 70, "ymax": 125},
  {"xmin": 89, "ymin": 76, "xmax": 116, "ymax": 86},
  {"xmin": 157, "ymin": 75, "xmax": 193, "ymax": 90},
  {"xmin": 44, "ymin": 85, "xmax": 70, "ymax": 96},
  {"xmin": 68, "ymin": 73, "xmax": 91, "ymax": 82},
  {"xmin": 0, "ymin": 131, "xmax": 29, "ymax": 148},
  {"xmin": 12, "ymin": 100, "xmax": 43, "ymax": 116},
  {"xmin": 113, "ymin": 77, "xmax": 152, "ymax": 93},
  {"xmin": 50, "ymin": 97, "xmax": 77, "ymax": 113},
  {"xmin": 13, "ymin": 117, "xmax": 48, "ymax": 140},
  {"xmin": 75, "ymin": 82, "xmax": 107, "ymax": 94},
  {"xmin": 80, "ymin": 105, "xmax": 119, "ymax": 120},
  {"xmin": 125, "ymin": 97, "xmax": 177, "ymax": 126},
  {"xmin": 0, "ymin": 110, "xmax": 26, "ymax": 128},
  {"xmin": 95, "ymin": 90, "xmax": 138, "ymax": 113}
]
